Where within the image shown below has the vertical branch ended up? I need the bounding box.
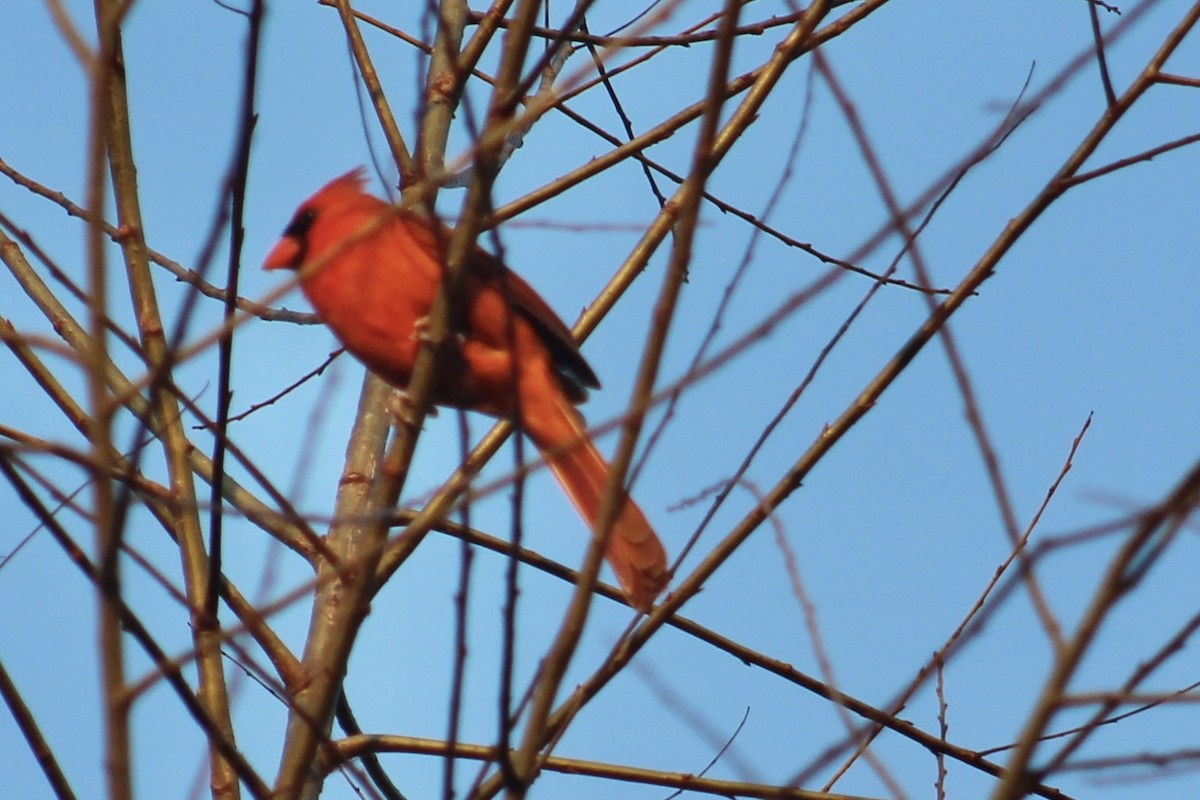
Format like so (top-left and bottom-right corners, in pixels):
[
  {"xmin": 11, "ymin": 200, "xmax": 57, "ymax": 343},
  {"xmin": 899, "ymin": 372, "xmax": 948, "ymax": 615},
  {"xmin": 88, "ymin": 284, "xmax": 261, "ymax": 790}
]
[
  {"xmin": 492, "ymin": 0, "xmax": 594, "ymax": 781},
  {"xmin": 86, "ymin": 2, "xmax": 126, "ymax": 796},
  {"xmin": 419, "ymin": 6, "xmax": 473, "ymax": 796},
  {"xmin": 272, "ymin": 373, "xmax": 393, "ymax": 800},
  {"xmin": 416, "ymin": 0, "xmax": 471, "ymax": 184},
  {"xmin": 207, "ymin": 0, "xmax": 265, "ymax": 630},
  {"xmin": 444, "ymin": 416, "xmax": 474, "ymax": 800},
  {"xmin": 92, "ymin": 0, "xmax": 242, "ymax": 793}
]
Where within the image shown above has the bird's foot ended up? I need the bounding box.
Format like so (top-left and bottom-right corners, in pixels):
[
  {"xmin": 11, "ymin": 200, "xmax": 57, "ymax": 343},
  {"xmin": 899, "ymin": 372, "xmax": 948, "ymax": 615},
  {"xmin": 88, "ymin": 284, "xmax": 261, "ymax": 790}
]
[
  {"xmin": 410, "ymin": 316, "xmax": 467, "ymax": 346},
  {"xmin": 389, "ymin": 390, "xmax": 437, "ymax": 427},
  {"xmin": 410, "ymin": 316, "xmax": 434, "ymax": 342}
]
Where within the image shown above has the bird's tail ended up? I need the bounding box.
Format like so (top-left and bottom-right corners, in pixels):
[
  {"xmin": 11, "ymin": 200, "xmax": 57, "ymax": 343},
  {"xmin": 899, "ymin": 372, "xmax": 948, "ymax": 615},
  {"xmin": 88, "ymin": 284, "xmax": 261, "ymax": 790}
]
[{"xmin": 524, "ymin": 397, "xmax": 668, "ymax": 612}]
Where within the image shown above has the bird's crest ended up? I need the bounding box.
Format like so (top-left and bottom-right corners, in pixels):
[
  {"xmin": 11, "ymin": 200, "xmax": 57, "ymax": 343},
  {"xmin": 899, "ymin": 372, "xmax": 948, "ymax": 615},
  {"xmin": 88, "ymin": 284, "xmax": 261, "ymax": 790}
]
[{"xmin": 310, "ymin": 167, "xmax": 368, "ymax": 204}]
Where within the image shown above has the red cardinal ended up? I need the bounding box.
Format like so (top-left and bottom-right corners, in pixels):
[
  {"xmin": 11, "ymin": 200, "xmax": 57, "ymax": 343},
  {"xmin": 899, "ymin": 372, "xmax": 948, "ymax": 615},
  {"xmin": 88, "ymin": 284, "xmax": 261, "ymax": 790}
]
[{"xmin": 264, "ymin": 170, "xmax": 668, "ymax": 611}]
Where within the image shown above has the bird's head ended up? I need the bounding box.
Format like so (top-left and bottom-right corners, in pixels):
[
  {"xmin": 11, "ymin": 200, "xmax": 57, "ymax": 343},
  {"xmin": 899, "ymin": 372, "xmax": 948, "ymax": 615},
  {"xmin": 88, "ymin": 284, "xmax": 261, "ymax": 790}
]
[{"xmin": 263, "ymin": 168, "xmax": 370, "ymax": 271}]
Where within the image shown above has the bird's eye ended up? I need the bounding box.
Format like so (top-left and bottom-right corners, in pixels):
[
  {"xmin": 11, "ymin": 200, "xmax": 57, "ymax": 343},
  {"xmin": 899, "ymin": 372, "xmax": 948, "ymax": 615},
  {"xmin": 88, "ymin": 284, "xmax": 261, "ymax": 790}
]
[{"xmin": 283, "ymin": 207, "xmax": 317, "ymax": 239}]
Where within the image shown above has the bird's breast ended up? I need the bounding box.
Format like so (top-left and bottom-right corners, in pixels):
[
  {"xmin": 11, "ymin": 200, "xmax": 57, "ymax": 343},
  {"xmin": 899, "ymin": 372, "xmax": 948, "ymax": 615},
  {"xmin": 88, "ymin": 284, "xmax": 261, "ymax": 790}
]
[{"xmin": 301, "ymin": 247, "xmax": 434, "ymax": 386}]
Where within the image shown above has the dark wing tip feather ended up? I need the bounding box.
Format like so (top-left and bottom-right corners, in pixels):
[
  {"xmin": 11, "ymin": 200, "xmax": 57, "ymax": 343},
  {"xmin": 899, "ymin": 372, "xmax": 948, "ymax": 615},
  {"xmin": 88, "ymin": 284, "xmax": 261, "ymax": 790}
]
[
  {"xmin": 530, "ymin": 321, "xmax": 599, "ymax": 404},
  {"xmin": 470, "ymin": 245, "xmax": 601, "ymax": 404}
]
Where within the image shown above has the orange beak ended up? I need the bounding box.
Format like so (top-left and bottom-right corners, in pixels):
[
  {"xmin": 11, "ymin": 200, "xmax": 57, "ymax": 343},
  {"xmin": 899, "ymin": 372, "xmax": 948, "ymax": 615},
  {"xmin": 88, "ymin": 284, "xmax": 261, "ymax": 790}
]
[{"xmin": 263, "ymin": 236, "xmax": 301, "ymax": 270}]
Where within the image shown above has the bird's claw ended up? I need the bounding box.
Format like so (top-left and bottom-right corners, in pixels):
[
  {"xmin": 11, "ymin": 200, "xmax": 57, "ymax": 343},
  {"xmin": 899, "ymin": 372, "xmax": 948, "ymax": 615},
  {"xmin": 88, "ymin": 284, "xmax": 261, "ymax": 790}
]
[
  {"xmin": 410, "ymin": 316, "xmax": 467, "ymax": 346},
  {"xmin": 389, "ymin": 390, "xmax": 437, "ymax": 427},
  {"xmin": 410, "ymin": 316, "xmax": 434, "ymax": 342}
]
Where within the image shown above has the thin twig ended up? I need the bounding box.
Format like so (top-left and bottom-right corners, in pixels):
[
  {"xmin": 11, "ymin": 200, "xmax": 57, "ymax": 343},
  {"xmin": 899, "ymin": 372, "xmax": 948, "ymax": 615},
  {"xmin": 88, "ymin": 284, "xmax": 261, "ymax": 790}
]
[
  {"xmin": 0, "ymin": 656, "xmax": 78, "ymax": 800},
  {"xmin": 330, "ymin": 733, "xmax": 877, "ymax": 800},
  {"xmin": 1088, "ymin": 0, "xmax": 1118, "ymax": 106}
]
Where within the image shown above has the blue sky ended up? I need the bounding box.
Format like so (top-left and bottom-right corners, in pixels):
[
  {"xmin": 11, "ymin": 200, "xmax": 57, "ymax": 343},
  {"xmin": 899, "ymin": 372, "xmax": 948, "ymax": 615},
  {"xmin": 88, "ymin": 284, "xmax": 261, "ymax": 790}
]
[{"xmin": 2, "ymin": 1, "xmax": 1199, "ymax": 798}]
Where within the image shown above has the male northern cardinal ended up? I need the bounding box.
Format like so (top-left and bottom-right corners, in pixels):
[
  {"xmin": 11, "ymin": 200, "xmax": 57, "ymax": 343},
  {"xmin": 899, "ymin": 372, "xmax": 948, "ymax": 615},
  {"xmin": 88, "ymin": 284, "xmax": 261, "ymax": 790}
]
[{"xmin": 264, "ymin": 170, "xmax": 668, "ymax": 611}]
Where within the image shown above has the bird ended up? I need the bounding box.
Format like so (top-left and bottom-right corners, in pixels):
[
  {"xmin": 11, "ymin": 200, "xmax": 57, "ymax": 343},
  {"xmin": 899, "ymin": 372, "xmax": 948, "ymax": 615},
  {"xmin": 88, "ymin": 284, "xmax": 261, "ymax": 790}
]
[{"xmin": 263, "ymin": 169, "xmax": 668, "ymax": 611}]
